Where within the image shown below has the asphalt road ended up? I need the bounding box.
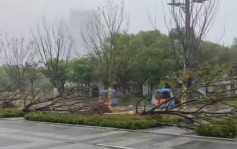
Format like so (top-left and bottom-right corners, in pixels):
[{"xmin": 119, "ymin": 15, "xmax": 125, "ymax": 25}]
[{"xmin": 0, "ymin": 118, "xmax": 236, "ymax": 149}]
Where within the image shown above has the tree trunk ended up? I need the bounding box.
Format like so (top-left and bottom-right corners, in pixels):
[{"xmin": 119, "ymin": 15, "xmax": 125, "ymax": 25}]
[
  {"xmin": 150, "ymin": 83, "xmax": 154, "ymax": 92},
  {"xmin": 57, "ymin": 81, "xmax": 65, "ymax": 97},
  {"xmin": 107, "ymin": 68, "xmax": 113, "ymax": 106},
  {"xmin": 181, "ymin": 67, "xmax": 188, "ymax": 107},
  {"xmin": 30, "ymin": 80, "xmax": 35, "ymax": 100},
  {"xmin": 107, "ymin": 86, "xmax": 112, "ymax": 106},
  {"xmin": 140, "ymin": 84, "xmax": 143, "ymax": 97},
  {"xmin": 77, "ymin": 83, "xmax": 80, "ymax": 93}
]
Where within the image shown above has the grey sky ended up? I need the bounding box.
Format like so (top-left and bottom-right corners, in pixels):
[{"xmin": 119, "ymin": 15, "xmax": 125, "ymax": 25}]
[{"xmin": 0, "ymin": 0, "xmax": 236, "ymax": 46}]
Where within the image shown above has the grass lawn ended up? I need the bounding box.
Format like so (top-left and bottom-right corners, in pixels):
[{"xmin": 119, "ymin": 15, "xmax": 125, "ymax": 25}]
[{"xmin": 225, "ymin": 99, "xmax": 237, "ymax": 106}]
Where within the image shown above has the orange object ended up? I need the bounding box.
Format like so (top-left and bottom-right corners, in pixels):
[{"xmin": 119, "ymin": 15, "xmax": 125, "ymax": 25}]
[
  {"xmin": 99, "ymin": 98, "xmax": 108, "ymax": 104},
  {"xmin": 153, "ymin": 99, "xmax": 168, "ymax": 106}
]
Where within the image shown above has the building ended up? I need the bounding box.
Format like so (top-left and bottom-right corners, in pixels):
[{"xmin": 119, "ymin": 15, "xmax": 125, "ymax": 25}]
[{"xmin": 69, "ymin": 9, "xmax": 95, "ymax": 56}]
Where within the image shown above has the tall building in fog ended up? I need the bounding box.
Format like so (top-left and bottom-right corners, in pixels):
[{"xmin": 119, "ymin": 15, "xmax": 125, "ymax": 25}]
[{"xmin": 70, "ymin": 9, "xmax": 94, "ymax": 56}]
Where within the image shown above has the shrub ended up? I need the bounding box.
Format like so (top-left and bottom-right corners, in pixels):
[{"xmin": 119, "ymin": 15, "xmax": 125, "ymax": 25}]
[
  {"xmin": 196, "ymin": 122, "xmax": 236, "ymax": 138},
  {"xmin": 230, "ymin": 118, "xmax": 237, "ymax": 134},
  {"xmin": 159, "ymin": 115, "xmax": 183, "ymax": 123},
  {"xmin": 0, "ymin": 109, "xmax": 24, "ymax": 118},
  {"xmin": 25, "ymin": 112, "xmax": 160, "ymax": 130}
]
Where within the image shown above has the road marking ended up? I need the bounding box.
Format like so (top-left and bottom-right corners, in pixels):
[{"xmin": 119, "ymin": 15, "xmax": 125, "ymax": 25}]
[
  {"xmin": 96, "ymin": 144, "xmax": 135, "ymax": 149},
  {"xmin": 152, "ymin": 137, "xmax": 193, "ymax": 149}
]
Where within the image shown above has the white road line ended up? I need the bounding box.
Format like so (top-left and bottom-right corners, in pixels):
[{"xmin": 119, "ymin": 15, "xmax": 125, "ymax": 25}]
[
  {"xmin": 19, "ymin": 130, "xmax": 126, "ymax": 141},
  {"xmin": 152, "ymin": 137, "xmax": 193, "ymax": 149},
  {"xmin": 96, "ymin": 144, "xmax": 135, "ymax": 149}
]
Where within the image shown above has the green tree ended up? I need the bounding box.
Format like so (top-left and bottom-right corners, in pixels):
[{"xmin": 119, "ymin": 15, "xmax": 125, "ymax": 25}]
[
  {"xmin": 67, "ymin": 58, "xmax": 94, "ymax": 89},
  {"xmin": 35, "ymin": 75, "xmax": 53, "ymax": 92},
  {"xmin": 39, "ymin": 59, "xmax": 68, "ymax": 95},
  {"xmin": 25, "ymin": 62, "xmax": 41, "ymax": 99},
  {"xmin": 0, "ymin": 67, "xmax": 11, "ymax": 91},
  {"xmin": 81, "ymin": 1, "xmax": 129, "ymax": 91},
  {"xmin": 114, "ymin": 31, "xmax": 177, "ymax": 95}
]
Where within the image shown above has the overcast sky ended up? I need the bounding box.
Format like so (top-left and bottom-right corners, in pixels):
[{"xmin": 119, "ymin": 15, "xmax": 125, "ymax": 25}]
[{"xmin": 0, "ymin": 0, "xmax": 236, "ymax": 46}]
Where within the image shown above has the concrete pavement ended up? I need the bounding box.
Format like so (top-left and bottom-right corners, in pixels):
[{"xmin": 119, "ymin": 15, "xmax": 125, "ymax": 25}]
[{"xmin": 0, "ymin": 118, "xmax": 236, "ymax": 149}]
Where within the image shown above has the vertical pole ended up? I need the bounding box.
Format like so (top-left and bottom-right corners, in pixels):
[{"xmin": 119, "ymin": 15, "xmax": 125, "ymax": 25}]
[
  {"xmin": 184, "ymin": 0, "xmax": 190, "ymax": 70},
  {"xmin": 181, "ymin": 0, "xmax": 191, "ymax": 107},
  {"xmin": 185, "ymin": 0, "xmax": 191, "ymax": 33}
]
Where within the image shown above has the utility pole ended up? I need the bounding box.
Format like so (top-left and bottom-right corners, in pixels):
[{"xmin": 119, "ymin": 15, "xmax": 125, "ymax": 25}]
[
  {"xmin": 185, "ymin": 0, "xmax": 191, "ymax": 34},
  {"xmin": 168, "ymin": 0, "xmax": 208, "ymax": 70},
  {"xmin": 168, "ymin": 0, "xmax": 209, "ymax": 104},
  {"xmin": 168, "ymin": 0, "xmax": 208, "ymax": 34}
]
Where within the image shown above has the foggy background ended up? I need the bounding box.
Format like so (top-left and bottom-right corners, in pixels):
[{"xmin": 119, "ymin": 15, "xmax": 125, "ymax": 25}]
[{"xmin": 0, "ymin": 0, "xmax": 235, "ymax": 55}]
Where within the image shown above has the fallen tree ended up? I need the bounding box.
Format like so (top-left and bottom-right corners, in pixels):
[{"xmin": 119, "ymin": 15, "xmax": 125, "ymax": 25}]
[
  {"xmin": 0, "ymin": 86, "xmax": 110, "ymax": 115},
  {"xmin": 136, "ymin": 65, "xmax": 237, "ymax": 125}
]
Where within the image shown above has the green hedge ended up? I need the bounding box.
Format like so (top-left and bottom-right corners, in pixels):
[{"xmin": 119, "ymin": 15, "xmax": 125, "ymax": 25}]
[
  {"xmin": 159, "ymin": 115, "xmax": 183, "ymax": 123},
  {"xmin": 231, "ymin": 118, "xmax": 237, "ymax": 133},
  {"xmin": 196, "ymin": 122, "xmax": 236, "ymax": 138},
  {"xmin": 25, "ymin": 112, "xmax": 161, "ymax": 129},
  {"xmin": 0, "ymin": 109, "xmax": 24, "ymax": 118}
]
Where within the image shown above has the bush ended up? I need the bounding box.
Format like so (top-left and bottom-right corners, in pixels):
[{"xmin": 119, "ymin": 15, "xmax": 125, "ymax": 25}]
[
  {"xmin": 159, "ymin": 115, "xmax": 183, "ymax": 123},
  {"xmin": 230, "ymin": 118, "xmax": 237, "ymax": 134},
  {"xmin": 196, "ymin": 122, "xmax": 236, "ymax": 138},
  {"xmin": 25, "ymin": 112, "xmax": 160, "ymax": 129},
  {"xmin": 0, "ymin": 109, "xmax": 24, "ymax": 118}
]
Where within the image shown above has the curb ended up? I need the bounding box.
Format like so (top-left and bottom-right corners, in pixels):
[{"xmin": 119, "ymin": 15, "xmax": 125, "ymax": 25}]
[
  {"xmin": 140, "ymin": 131, "xmax": 237, "ymax": 142},
  {"xmin": 9, "ymin": 117, "xmax": 236, "ymax": 142}
]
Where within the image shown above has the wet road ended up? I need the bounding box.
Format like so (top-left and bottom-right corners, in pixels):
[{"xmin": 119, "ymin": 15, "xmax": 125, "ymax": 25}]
[{"xmin": 0, "ymin": 118, "xmax": 236, "ymax": 149}]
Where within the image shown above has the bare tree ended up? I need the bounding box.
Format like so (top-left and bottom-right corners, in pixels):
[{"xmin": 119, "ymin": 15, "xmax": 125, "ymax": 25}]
[
  {"xmin": 81, "ymin": 1, "xmax": 129, "ymax": 104},
  {"xmin": 31, "ymin": 19, "xmax": 73, "ymax": 96},
  {"xmin": 150, "ymin": 0, "xmax": 220, "ymax": 105},
  {"xmin": 160, "ymin": 0, "xmax": 220, "ymax": 70},
  {"xmin": 25, "ymin": 62, "xmax": 40, "ymax": 100},
  {"xmin": 0, "ymin": 37, "xmax": 35, "ymax": 91}
]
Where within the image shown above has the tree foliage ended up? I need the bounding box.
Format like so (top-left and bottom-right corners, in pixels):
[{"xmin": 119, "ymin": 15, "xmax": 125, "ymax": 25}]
[
  {"xmin": 67, "ymin": 58, "xmax": 94, "ymax": 86},
  {"xmin": 81, "ymin": 1, "xmax": 129, "ymax": 88}
]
